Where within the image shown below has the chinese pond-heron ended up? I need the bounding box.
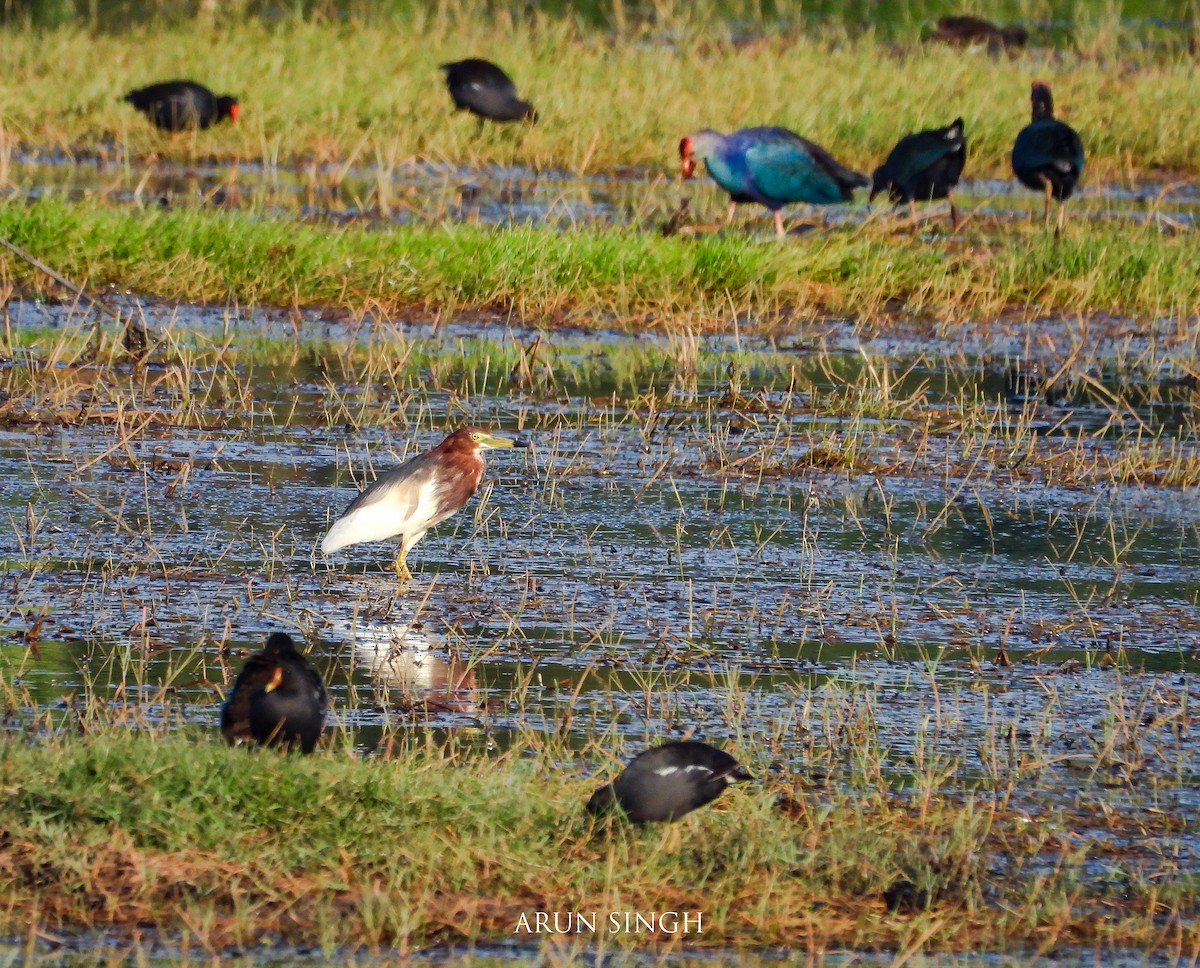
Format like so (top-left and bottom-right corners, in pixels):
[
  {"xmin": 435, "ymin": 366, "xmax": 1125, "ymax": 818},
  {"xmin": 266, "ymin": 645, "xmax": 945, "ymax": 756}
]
[{"xmin": 322, "ymin": 427, "xmax": 527, "ymax": 581}]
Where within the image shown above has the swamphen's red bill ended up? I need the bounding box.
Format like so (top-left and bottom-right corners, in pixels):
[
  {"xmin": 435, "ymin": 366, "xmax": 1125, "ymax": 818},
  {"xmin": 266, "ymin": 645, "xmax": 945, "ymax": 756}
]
[{"xmin": 679, "ymin": 136, "xmax": 698, "ymax": 178}]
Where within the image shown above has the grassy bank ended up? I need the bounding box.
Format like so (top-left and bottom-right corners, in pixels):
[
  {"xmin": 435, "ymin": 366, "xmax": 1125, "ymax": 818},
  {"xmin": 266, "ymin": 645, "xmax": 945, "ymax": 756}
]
[
  {"xmin": 1, "ymin": 11, "xmax": 1199, "ymax": 179},
  {"xmin": 1, "ymin": 728, "xmax": 1197, "ymax": 957},
  {"xmin": 2, "ymin": 198, "xmax": 1199, "ymax": 326}
]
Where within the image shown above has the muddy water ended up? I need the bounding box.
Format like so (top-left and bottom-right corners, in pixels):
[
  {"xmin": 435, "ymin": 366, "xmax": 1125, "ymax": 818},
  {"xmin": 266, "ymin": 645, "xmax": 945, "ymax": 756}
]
[
  {"xmin": 0, "ymin": 302, "xmax": 1198, "ymax": 961},
  {"xmin": 6, "ymin": 152, "xmax": 1200, "ymax": 228}
]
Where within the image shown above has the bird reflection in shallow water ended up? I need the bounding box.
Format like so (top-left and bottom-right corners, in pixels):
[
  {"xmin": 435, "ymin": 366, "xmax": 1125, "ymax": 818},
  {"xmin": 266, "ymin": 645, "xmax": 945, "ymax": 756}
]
[
  {"xmin": 385, "ymin": 647, "xmax": 484, "ymax": 718},
  {"xmin": 350, "ymin": 619, "xmax": 488, "ymax": 721}
]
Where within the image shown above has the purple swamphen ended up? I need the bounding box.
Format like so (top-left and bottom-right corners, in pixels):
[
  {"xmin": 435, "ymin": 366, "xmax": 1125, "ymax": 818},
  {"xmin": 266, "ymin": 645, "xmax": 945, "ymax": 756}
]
[
  {"xmin": 871, "ymin": 118, "xmax": 967, "ymax": 230},
  {"xmin": 123, "ymin": 80, "xmax": 239, "ymax": 132},
  {"xmin": 1011, "ymin": 82, "xmax": 1084, "ymax": 236},
  {"xmin": 680, "ymin": 126, "xmax": 869, "ymax": 237}
]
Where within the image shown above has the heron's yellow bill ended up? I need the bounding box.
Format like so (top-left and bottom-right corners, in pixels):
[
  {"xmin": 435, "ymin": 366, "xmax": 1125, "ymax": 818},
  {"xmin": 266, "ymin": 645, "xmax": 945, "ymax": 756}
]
[{"xmin": 470, "ymin": 431, "xmax": 528, "ymax": 449}]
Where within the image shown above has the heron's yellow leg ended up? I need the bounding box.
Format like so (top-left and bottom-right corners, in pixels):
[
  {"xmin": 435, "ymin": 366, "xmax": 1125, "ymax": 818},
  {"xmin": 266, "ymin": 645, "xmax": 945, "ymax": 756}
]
[{"xmin": 392, "ymin": 548, "xmax": 413, "ymax": 582}]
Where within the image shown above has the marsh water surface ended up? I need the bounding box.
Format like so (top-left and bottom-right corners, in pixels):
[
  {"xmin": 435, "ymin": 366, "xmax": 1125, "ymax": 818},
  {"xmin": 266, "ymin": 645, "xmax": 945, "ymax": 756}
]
[
  {"xmin": 7, "ymin": 153, "xmax": 1200, "ymax": 231},
  {"xmin": 1, "ymin": 298, "xmax": 1198, "ymax": 963}
]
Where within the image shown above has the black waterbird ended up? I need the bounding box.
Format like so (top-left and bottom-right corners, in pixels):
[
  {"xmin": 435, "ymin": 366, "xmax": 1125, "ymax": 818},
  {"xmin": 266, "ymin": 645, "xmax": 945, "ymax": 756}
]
[
  {"xmin": 1011, "ymin": 82, "xmax": 1085, "ymax": 237},
  {"xmin": 871, "ymin": 118, "xmax": 967, "ymax": 230},
  {"xmin": 123, "ymin": 79, "xmax": 239, "ymax": 132},
  {"xmin": 587, "ymin": 741, "xmax": 752, "ymax": 823},
  {"xmin": 440, "ymin": 59, "xmax": 536, "ymax": 124},
  {"xmin": 221, "ymin": 632, "xmax": 327, "ymax": 753}
]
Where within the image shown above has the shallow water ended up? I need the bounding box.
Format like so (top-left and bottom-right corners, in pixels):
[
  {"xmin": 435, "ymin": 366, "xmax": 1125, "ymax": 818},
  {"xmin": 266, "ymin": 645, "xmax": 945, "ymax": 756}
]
[
  {"xmin": 5, "ymin": 151, "xmax": 666, "ymax": 228},
  {"xmin": 4, "ymin": 939, "xmax": 1186, "ymax": 967},
  {"xmin": 5, "ymin": 152, "xmax": 1200, "ymax": 230},
  {"xmin": 1, "ymin": 300, "xmax": 1198, "ymax": 960},
  {"xmin": 2, "ymin": 302, "xmax": 1197, "ymax": 746}
]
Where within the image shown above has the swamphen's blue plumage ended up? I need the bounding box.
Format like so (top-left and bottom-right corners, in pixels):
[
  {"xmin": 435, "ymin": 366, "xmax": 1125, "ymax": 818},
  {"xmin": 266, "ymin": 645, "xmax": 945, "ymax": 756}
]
[
  {"xmin": 871, "ymin": 118, "xmax": 966, "ymax": 229},
  {"xmin": 680, "ymin": 127, "xmax": 868, "ymax": 237},
  {"xmin": 1011, "ymin": 82, "xmax": 1084, "ymax": 236}
]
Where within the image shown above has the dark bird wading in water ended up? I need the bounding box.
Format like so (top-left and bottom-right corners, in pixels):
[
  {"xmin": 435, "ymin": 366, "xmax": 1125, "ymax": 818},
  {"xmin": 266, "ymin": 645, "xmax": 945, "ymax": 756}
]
[
  {"xmin": 871, "ymin": 117, "xmax": 967, "ymax": 230},
  {"xmin": 123, "ymin": 79, "xmax": 239, "ymax": 132},
  {"xmin": 1011, "ymin": 82, "xmax": 1085, "ymax": 237}
]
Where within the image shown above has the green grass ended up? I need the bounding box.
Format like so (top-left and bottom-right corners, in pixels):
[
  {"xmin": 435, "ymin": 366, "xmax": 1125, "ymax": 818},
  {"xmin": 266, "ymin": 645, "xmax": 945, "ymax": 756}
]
[
  {"xmin": 2, "ymin": 197, "xmax": 1199, "ymax": 326},
  {"xmin": 3, "ymin": 7, "xmax": 1199, "ymax": 333},
  {"xmin": 1, "ymin": 729, "xmax": 1196, "ymax": 955},
  {"xmin": 0, "ymin": 9, "xmax": 1199, "ymax": 178}
]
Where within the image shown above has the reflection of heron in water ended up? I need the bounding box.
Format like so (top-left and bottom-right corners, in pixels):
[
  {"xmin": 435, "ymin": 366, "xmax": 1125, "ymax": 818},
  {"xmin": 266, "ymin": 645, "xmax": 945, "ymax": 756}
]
[{"xmin": 347, "ymin": 618, "xmax": 487, "ymax": 719}]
